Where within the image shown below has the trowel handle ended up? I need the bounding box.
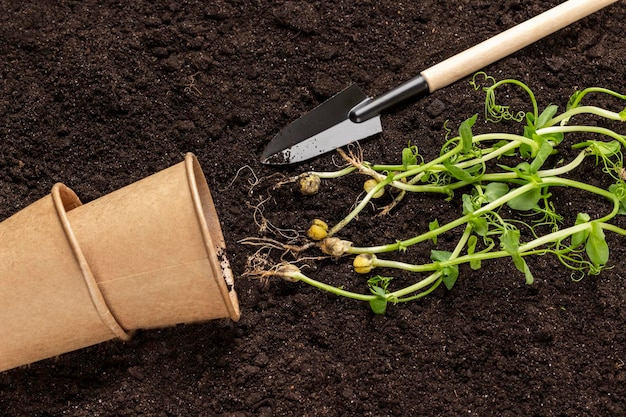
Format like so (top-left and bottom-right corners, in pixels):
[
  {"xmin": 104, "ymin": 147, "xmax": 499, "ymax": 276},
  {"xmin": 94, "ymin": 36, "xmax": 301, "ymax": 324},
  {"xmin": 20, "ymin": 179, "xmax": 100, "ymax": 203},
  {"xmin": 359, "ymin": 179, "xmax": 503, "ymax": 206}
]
[
  {"xmin": 421, "ymin": 0, "xmax": 617, "ymax": 91},
  {"xmin": 350, "ymin": 0, "xmax": 617, "ymax": 123}
]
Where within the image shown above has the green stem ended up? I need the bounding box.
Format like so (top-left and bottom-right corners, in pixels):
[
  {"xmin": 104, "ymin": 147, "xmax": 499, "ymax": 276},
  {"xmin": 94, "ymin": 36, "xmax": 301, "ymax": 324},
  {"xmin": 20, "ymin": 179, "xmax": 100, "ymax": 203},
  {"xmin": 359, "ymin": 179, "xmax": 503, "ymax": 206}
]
[
  {"xmin": 371, "ymin": 133, "xmax": 538, "ymax": 173},
  {"xmin": 568, "ymin": 87, "xmax": 626, "ymax": 110},
  {"xmin": 537, "ymin": 125, "xmax": 626, "ymax": 146},
  {"xmin": 294, "ymin": 272, "xmax": 375, "ymax": 302},
  {"xmin": 399, "ymin": 148, "xmax": 588, "ymax": 194},
  {"xmin": 348, "ymin": 181, "xmax": 539, "ymax": 254},
  {"xmin": 311, "ymin": 166, "xmax": 358, "ymax": 179},
  {"xmin": 546, "ymin": 106, "xmax": 626, "ymax": 127},
  {"xmin": 389, "ymin": 271, "xmax": 443, "ymax": 299},
  {"xmin": 598, "ymin": 222, "xmax": 626, "ymax": 236},
  {"xmin": 435, "ymin": 219, "xmax": 620, "ymax": 270},
  {"xmin": 369, "ymin": 216, "xmax": 624, "ymax": 286},
  {"xmin": 331, "ymin": 133, "xmax": 545, "ymax": 230},
  {"xmin": 348, "ymin": 174, "xmax": 618, "ymax": 255},
  {"xmin": 328, "ymin": 139, "xmax": 468, "ymax": 235},
  {"xmin": 386, "ymin": 183, "xmax": 453, "ymax": 194},
  {"xmin": 328, "ymin": 176, "xmax": 391, "ymax": 237},
  {"xmin": 391, "ymin": 141, "xmax": 464, "ymax": 181},
  {"xmin": 373, "ymin": 225, "xmax": 474, "ymax": 300},
  {"xmin": 373, "ymin": 257, "xmax": 438, "ymax": 273},
  {"xmin": 395, "ymin": 278, "xmax": 443, "ymax": 302}
]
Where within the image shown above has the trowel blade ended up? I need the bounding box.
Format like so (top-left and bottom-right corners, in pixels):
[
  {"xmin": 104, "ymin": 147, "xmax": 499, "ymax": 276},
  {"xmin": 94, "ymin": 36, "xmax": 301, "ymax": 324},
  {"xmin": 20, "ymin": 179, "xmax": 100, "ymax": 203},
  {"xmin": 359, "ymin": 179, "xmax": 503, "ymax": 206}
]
[{"xmin": 261, "ymin": 84, "xmax": 382, "ymax": 165}]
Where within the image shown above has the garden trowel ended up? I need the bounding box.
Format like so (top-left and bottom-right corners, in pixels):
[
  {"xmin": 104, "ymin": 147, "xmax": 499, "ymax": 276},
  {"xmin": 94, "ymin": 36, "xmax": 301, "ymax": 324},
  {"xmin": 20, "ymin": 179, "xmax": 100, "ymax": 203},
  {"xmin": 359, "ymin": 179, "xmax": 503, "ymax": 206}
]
[{"xmin": 261, "ymin": 0, "xmax": 618, "ymax": 165}]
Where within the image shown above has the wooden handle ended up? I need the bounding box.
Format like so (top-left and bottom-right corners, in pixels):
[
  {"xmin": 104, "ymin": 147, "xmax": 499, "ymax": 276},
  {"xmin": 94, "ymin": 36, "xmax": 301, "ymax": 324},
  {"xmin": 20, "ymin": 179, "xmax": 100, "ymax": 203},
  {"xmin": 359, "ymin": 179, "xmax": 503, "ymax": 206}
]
[{"xmin": 420, "ymin": 0, "xmax": 618, "ymax": 92}]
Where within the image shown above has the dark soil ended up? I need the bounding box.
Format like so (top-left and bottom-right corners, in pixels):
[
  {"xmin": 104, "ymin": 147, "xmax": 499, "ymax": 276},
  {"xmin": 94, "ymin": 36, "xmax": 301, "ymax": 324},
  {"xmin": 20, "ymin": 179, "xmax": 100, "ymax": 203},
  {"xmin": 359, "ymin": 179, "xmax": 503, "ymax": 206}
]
[{"xmin": 1, "ymin": 1, "xmax": 626, "ymax": 416}]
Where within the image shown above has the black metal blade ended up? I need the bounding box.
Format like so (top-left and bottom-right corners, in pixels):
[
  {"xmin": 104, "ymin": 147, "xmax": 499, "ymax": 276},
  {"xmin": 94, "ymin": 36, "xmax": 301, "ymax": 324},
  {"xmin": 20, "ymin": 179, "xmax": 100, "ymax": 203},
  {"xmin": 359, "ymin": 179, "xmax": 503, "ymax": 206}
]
[{"xmin": 261, "ymin": 84, "xmax": 379, "ymax": 164}]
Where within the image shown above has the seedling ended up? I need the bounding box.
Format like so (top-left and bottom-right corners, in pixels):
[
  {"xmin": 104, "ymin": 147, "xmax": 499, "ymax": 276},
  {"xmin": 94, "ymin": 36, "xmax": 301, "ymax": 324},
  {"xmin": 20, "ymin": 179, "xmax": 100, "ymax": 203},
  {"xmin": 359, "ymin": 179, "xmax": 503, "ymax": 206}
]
[{"xmin": 245, "ymin": 73, "xmax": 626, "ymax": 314}]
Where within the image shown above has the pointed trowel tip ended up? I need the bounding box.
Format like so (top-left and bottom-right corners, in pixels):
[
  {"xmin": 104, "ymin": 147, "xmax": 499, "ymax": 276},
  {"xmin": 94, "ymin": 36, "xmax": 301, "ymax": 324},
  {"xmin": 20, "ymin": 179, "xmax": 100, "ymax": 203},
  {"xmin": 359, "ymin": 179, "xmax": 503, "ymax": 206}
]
[
  {"xmin": 260, "ymin": 145, "xmax": 291, "ymax": 165},
  {"xmin": 259, "ymin": 154, "xmax": 279, "ymax": 165},
  {"xmin": 259, "ymin": 151, "xmax": 270, "ymax": 165}
]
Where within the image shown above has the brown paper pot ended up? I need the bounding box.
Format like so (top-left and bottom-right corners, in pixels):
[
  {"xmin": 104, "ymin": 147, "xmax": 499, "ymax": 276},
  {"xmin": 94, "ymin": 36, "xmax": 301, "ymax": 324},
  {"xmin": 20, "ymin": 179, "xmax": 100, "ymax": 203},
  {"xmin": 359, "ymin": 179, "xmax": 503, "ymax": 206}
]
[{"xmin": 0, "ymin": 153, "xmax": 239, "ymax": 372}]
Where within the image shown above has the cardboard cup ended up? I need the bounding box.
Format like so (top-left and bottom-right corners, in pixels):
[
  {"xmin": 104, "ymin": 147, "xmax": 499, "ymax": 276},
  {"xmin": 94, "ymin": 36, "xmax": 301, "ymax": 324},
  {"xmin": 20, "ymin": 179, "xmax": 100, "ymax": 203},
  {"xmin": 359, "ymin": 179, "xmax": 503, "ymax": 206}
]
[
  {"xmin": 68, "ymin": 152, "xmax": 240, "ymax": 329},
  {"xmin": 0, "ymin": 185, "xmax": 125, "ymax": 372},
  {"xmin": 0, "ymin": 153, "xmax": 239, "ymax": 372}
]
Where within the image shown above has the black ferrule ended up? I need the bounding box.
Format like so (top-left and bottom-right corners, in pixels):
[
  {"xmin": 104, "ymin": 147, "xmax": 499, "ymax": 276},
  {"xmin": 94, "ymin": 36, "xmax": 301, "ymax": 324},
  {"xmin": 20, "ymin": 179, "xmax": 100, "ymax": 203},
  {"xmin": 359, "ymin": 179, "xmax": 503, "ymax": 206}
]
[{"xmin": 349, "ymin": 74, "xmax": 431, "ymax": 123}]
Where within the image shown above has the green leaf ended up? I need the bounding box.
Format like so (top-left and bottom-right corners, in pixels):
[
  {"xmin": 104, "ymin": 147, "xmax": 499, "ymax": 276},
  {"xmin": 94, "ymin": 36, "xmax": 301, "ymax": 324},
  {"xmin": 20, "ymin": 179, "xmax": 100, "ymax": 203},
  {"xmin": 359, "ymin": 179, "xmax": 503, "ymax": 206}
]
[
  {"xmin": 431, "ymin": 250, "xmax": 459, "ymax": 290},
  {"xmin": 402, "ymin": 144, "xmax": 418, "ymax": 168},
  {"xmin": 500, "ymin": 229, "xmax": 533, "ymax": 284},
  {"xmin": 609, "ymin": 184, "xmax": 626, "ymax": 215},
  {"xmin": 529, "ymin": 135, "xmax": 553, "ymax": 173},
  {"xmin": 428, "ymin": 219, "xmax": 439, "ymax": 244},
  {"xmin": 431, "ymin": 250, "xmax": 451, "ymax": 263},
  {"xmin": 370, "ymin": 285, "xmax": 387, "ymax": 297},
  {"xmin": 441, "ymin": 265, "xmax": 459, "ymax": 290},
  {"xmin": 586, "ymin": 222, "xmax": 609, "ymax": 266},
  {"xmin": 507, "ymin": 187, "xmax": 542, "ymax": 211},
  {"xmin": 369, "ymin": 297, "xmax": 388, "ymax": 315},
  {"xmin": 470, "ymin": 217, "xmax": 488, "ymax": 236},
  {"xmin": 514, "ymin": 256, "xmax": 534, "ymax": 285},
  {"xmin": 571, "ymin": 213, "xmax": 590, "ymax": 247},
  {"xmin": 542, "ymin": 131, "xmax": 564, "ymax": 146},
  {"xmin": 525, "ymin": 111, "xmax": 536, "ymax": 127},
  {"xmin": 368, "ymin": 280, "xmax": 391, "ymax": 315},
  {"xmin": 519, "ymin": 144, "xmax": 533, "ymax": 159},
  {"xmin": 462, "ymin": 193, "xmax": 476, "ymax": 215},
  {"xmin": 500, "ymin": 161, "xmax": 535, "ymax": 181},
  {"xmin": 566, "ymin": 90, "xmax": 584, "ymax": 111},
  {"xmin": 516, "ymin": 161, "xmax": 532, "ymax": 174},
  {"xmin": 535, "ymin": 105, "xmax": 559, "ymax": 129},
  {"xmin": 459, "ymin": 114, "xmax": 478, "ymax": 153},
  {"xmin": 467, "ymin": 235, "xmax": 481, "ymax": 270},
  {"xmin": 500, "ymin": 228, "xmax": 520, "ymax": 254},
  {"xmin": 444, "ymin": 158, "xmax": 475, "ymax": 182},
  {"xmin": 584, "ymin": 140, "xmax": 622, "ymax": 158},
  {"xmin": 485, "ymin": 182, "xmax": 509, "ymax": 202}
]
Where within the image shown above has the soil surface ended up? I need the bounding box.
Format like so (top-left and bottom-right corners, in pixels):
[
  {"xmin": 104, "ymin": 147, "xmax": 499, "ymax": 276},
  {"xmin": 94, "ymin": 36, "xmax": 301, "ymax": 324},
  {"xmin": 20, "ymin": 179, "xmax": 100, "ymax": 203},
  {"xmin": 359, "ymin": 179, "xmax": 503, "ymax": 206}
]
[{"xmin": 1, "ymin": 1, "xmax": 626, "ymax": 416}]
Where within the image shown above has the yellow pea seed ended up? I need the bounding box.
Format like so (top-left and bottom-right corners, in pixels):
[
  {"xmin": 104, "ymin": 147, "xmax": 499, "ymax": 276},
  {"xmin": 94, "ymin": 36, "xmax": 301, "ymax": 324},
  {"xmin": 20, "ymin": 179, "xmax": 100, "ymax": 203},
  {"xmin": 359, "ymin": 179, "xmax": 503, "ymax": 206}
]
[
  {"xmin": 276, "ymin": 263, "xmax": 301, "ymax": 282},
  {"xmin": 307, "ymin": 219, "xmax": 329, "ymax": 241},
  {"xmin": 353, "ymin": 253, "xmax": 377, "ymax": 274},
  {"xmin": 320, "ymin": 237, "xmax": 352, "ymax": 257},
  {"xmin": 299, "ymin": 174, "xmax": 321, "ymax": 195},
  {"xmin": 363, "ymin": 179, "xmax": 384, "ymax": 198}
]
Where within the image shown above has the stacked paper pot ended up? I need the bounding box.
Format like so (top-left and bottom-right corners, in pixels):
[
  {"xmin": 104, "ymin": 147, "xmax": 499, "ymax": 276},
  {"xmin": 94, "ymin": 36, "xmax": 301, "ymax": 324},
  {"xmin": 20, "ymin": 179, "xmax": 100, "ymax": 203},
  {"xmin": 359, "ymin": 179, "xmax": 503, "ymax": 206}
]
[{"xmin": 0, "ymin": 153, "xmax": 240, "ymax": 372}]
